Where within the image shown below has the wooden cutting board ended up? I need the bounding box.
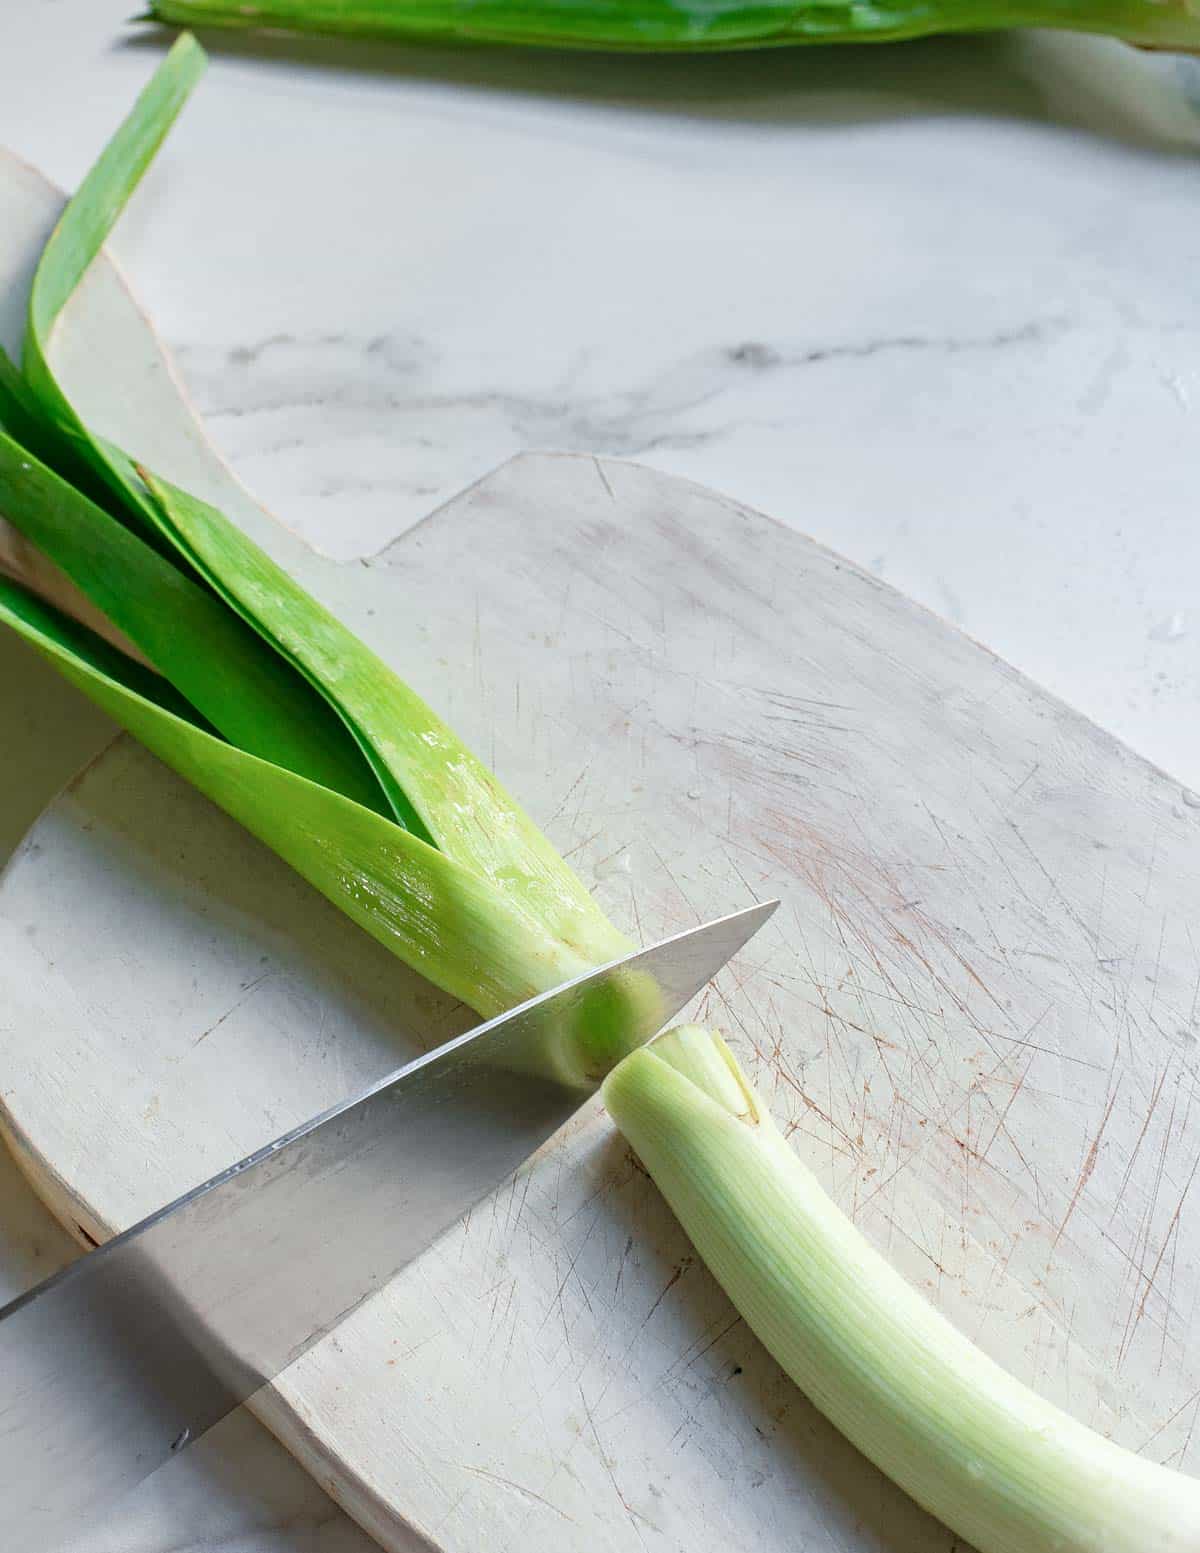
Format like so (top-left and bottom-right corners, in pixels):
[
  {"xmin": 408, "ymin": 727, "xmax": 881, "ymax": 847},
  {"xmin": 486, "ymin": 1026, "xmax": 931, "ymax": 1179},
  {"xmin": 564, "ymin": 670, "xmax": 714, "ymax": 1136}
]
[{"xmin": 2, "ymin": 145, "xmax": 1200, "ymax": 1553}]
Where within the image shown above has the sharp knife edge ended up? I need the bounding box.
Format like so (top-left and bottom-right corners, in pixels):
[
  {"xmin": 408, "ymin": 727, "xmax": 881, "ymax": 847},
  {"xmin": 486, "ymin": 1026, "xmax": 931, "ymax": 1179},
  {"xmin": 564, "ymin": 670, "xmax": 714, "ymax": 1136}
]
[{"xmin": 0, "ymin": 897, "xmax": 776, "ymax": 1547}]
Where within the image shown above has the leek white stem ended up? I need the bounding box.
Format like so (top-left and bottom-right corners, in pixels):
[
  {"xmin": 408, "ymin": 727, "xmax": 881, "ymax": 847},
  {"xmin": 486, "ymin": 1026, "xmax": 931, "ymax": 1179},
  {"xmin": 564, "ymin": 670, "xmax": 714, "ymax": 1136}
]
[{"xmin": 603, "ymin": 1026, "xmax": 1200, "ymax": 1553}]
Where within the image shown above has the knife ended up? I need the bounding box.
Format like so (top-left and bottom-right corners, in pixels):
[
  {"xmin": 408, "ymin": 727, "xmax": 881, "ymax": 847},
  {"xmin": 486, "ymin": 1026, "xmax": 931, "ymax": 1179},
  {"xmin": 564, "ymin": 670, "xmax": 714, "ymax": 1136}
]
[{"xmin": 0, "ymin": 898, "xmax": 776, "ymax": 1548}]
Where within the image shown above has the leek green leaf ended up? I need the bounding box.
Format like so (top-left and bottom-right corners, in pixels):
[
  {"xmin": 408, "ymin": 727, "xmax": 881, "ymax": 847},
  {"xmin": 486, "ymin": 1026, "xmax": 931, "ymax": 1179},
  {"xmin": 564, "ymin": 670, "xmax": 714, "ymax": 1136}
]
[
  {"xmin": 0, "ymin": 573, "xmax": 597, "ymax": 1019},
  {"xmin": 0, "ymin": 431, "xmax": 389, "ymax": 813},
  {"xmin": 137, "ymin": 0, "xmax": 1200, "ymax": 52},
  {"xmin": 0, "ymin": 350, "xmax": 60, "ymax": 470},
  {"xmin": 0, "ymin": 575, "xmax": 211, "ymax": 726},
  {"xmin": 11, "ymin": 35, "xmax": 408, "ymax": 819}
]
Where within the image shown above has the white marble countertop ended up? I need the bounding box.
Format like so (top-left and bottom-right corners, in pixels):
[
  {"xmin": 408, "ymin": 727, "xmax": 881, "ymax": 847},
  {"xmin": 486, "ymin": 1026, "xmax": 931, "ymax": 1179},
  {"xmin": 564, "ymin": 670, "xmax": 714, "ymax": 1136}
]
[{"xmin": 3, "ymin": 7, "xmax": 1200, "ymax": 1548}]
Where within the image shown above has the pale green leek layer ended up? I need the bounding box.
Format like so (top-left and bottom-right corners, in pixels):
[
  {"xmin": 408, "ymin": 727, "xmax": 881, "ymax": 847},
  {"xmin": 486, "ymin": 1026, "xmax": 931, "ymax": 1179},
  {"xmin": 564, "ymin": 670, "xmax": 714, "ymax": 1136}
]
[{"xmin": 604, "ymin": 1027, "xmax": 1200, "ymax": 1553}]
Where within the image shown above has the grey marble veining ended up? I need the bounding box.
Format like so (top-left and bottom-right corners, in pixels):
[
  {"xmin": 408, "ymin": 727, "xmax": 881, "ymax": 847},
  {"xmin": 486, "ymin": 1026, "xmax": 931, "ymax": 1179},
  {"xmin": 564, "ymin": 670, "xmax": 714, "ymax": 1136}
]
[
  {"xmin": 170, "ymin": 308, "xmax": 1087, "ymax": 568},
  {"xmin": 179, "ymin": 312, "xmax": 1073, "ymax": 455}
]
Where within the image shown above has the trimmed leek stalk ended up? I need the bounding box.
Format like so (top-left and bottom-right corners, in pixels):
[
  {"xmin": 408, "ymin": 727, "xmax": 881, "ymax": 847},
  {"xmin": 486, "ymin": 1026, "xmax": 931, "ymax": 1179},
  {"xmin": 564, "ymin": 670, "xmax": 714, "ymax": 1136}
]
[
  {"xmin": 137, "ymin": 0, "xmax": 1200, "ymax": 51},
  {"xmin": 604, "ymin": 1026, "xmax": 1200, "ymax": 1553}
]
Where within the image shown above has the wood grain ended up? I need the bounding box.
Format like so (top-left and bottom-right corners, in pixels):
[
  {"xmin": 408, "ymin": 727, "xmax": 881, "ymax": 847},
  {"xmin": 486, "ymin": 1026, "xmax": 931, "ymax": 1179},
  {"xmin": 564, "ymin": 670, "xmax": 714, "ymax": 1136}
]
[{"xmin": 2, "ymin": 145, "xmax": 1199, "ymax": 1552}]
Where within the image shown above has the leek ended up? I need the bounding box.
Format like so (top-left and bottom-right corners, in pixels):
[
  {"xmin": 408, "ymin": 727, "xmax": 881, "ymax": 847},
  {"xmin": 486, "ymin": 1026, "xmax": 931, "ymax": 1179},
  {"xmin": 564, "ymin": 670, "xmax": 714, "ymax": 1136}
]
[
  {"xmin": 604, "ymin": 1027, "xmax": 1200, "ymax": 1553},
  {"xmin": 137, "ymin": 0, "xmax": 1200, "ymax": 52},
  {"xmin": 5, "ymin": 38, "xmax": 1199, "ymax": 1549},
  {"xmin": 0, "ymin": 35, "xmax": 630, "ymax": 1020}
]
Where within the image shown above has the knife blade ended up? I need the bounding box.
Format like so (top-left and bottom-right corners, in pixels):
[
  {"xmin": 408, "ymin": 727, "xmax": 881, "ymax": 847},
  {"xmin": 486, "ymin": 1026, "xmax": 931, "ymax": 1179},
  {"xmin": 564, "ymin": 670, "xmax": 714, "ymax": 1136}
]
[{"xmin": 0, "ymin": 898, "xmax": 775, "ymax": 1547}]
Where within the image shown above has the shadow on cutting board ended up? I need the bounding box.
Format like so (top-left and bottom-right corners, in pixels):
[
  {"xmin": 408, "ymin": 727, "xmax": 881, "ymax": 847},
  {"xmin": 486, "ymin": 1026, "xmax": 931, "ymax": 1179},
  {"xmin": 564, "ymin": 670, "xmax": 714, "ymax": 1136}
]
[
  {"xmin": 1, "ymin": 728, "xmax": 475, "ymax": 1189},
  {"xmin": 0, "ymin": 630, "xmax": 113, "ymax": 873},
  {"xmin": 0, "ymin": 636, "xmax": 444, "ymax": 1552},
  {"xmin": 0, "ymin": 1129, "xmax": 76, "ymax": 1304}
]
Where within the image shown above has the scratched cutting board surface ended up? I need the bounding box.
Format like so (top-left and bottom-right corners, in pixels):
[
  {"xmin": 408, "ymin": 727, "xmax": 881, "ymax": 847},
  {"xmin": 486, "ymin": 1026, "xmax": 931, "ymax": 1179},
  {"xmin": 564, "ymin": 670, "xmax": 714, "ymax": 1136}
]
[{"xmin": 2, "ymin": 145, "xmax": 1200, "ymax": 1553}]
